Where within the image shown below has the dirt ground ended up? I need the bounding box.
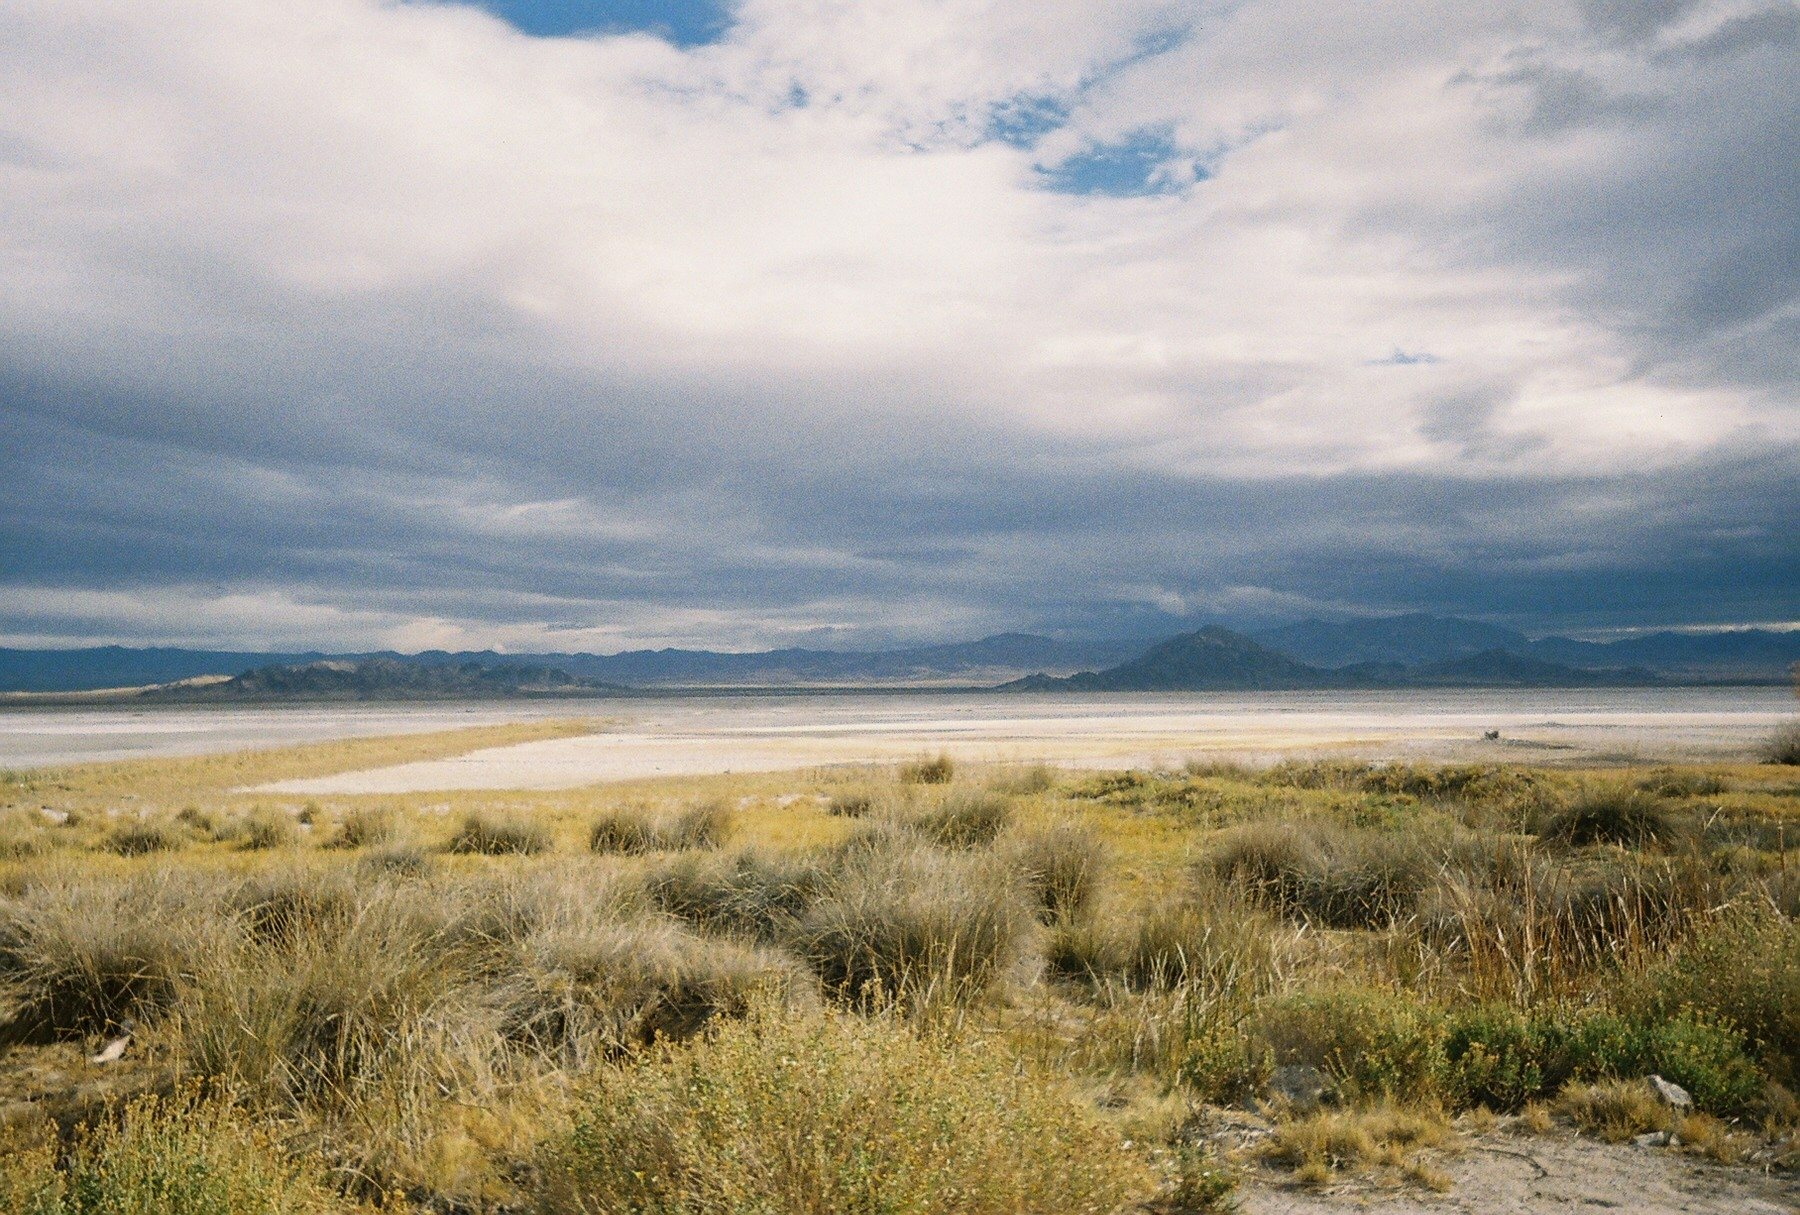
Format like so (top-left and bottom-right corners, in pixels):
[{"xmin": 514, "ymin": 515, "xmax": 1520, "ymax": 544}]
[{"xmin": 1239, "ymin": 1130, "xmax": 1799, "ymax": 1214}]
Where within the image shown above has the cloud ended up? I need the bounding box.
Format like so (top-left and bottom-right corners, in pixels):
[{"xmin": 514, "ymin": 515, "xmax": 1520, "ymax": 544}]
[{"xmin": 0, "ymin": 0, "xmax": 1794, "ymax": 649}]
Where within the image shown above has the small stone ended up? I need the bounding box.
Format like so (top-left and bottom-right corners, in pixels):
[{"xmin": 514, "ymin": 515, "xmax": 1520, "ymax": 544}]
[
  {"xmin": 1634, "ymin": 1130, "xmax": 1673, "ymax": 1148},
  {"xmin": 1648, "ymin": 1075, "xmax": 1692, "ymax": 1111}
]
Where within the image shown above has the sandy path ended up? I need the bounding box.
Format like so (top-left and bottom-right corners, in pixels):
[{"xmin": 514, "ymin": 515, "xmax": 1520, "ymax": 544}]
[
  {"xmin": 251, "ymin": 688, "xmax": 1794, "ymax": 793},
  {"xmin": 1241, "ymin": 1133, "xmax": 1798, "ymax": 1214}
]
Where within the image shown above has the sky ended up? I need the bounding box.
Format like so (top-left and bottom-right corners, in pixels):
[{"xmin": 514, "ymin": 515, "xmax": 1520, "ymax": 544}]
[{"xmin": 1, "ymin": 0, "xmax": 1796, "ymax": 653}]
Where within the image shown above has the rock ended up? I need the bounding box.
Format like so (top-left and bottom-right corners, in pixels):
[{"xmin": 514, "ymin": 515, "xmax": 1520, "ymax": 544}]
[
  {"xmin": 1647, "ymin": 1075, "xmax": 1692, "ymax": 1111},
  {"xmin": 1266, "ymin": 1063, "xmax": 1333, "ymax": 1112},
  {"xmin": 88, "ymin": 1033, "xmax": 131, "ymax": 1065},
  {"xmin": 1635, "ymin": 1130, "xmax": 1673, "ymax": 1148}
]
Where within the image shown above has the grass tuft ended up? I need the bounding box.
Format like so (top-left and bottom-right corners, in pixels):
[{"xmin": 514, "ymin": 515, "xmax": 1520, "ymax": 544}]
[
  {"xmin": 533, "ymin": 1000, "xmax": 1150, "ymax": 1215},
  {"xmin": 448, "ymin": 810, "xmax": 554, "ymax": 856}
]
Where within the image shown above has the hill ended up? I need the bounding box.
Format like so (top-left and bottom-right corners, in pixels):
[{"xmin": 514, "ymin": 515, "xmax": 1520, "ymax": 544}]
[
  {"xmin": 140, "ymin": 657, "xmax": 627, "ymax": 702},
  {"xmin": 1253, "ymin": 612, "xmax": 1528, "ymax": 666},
  {"xmin": 1004, "ymin": 627, "xmax": 1331, "ymax": 691},
  {"xmin": 1004, "ymin": 631, "xmax": 1664, "ymax": 692},
  {"xmin": 0, "ymin": 634, "xmax": 1140, "ymax": 693}
]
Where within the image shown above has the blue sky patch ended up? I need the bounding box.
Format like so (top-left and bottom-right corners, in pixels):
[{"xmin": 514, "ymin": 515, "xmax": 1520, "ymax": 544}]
[
  {"xmin": 1369, "ymin": 348, "xmax": 1443, "ymax": 366},
  {"xmin": 1039, "ymin": 128, "xmax": 1202, "ymax": 197},
  {"xmin": 987, "ymin": 96, "xmax": 1069, "ymax": 149},
  {"xmin": 449, "ymin": 0, "xmax": 732, "ymax": 46}
]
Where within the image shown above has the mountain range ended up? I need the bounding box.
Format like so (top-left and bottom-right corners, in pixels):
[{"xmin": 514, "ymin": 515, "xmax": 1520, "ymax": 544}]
[
  {"xmin": 141, "ymin": 657, "xmax": 627, "ymax": 702},
  {"xmin": 1003, "ymin": 627, "xmax": 1667, "ymax": 692},
  {"xmin": 0, "ymin": 615, "xmax": 1793, "ymax": 694}
]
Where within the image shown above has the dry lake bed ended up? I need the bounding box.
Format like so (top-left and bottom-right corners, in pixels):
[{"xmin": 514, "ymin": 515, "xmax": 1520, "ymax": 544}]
[{"xmin": 2, "ymin": 687, "xmax": 1791, "ymax": 790}]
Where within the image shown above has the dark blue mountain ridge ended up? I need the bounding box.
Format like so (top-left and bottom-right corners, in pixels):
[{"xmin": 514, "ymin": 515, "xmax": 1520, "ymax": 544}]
[{"xmin": 1, "ymin": 615, "xmax": 1792, "ymax": 693}]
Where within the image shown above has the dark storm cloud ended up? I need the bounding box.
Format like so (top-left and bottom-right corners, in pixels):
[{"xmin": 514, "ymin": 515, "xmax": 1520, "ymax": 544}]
[{"xmin": 0, "ymin": 0, "xmax": 1795, "ymax": 649}]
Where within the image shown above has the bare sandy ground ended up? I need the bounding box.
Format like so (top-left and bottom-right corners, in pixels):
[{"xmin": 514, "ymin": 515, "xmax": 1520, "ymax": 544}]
[
  {"xmin": 251, "ymin": 688, "xmax": 1796, "ymax": 794},
  {"xmin": 1240, "ymin": 1131, "xmax": 1798, "ymax": 1214}
]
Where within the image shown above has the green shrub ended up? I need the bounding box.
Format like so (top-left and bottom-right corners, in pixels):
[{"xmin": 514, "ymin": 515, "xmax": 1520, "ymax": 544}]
[
  {"xmin": 0, "ymin": 1089, "xmax": 359, "ymax": 1214},
  {"xmin": 1255, "ymin": 989, "xmax": 1446, "ymax": 1102},
  {"xmin": 1540, "ymin": 788, "xmax": 1676, "ymax": 848},
  {"xmin": 447, "ymin": 810, "xmax": 553, "ymax": 856},
  {"xmin": 532, "ymin": 1003, "xmax": 1150, "ymax": 1215},
  {"xmin": 1177, "ymin": 1018, "xmax": 1273, "ymax": 1106},
  {"xmin": 1163, "ymin": 1144, "xmax": 1239, "ymax": 1213},
  {"xmin": 908, "ymin": 789, "xmax": 1013, "ymax": 848},
  {"xmin": 1630, "ymin": 1013, "xmax": 1764, "ymax": 1114},
  {"xmin": 1441, "ymin": 1004, "xmax": 1640, "ymax": 1110},
  {"xmin": 1637, "ymin": 904, "xmax": 1800, "ymax": 1084}
]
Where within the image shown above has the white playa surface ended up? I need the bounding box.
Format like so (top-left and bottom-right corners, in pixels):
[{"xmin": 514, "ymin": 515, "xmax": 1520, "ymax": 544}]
[
  {"xmin": 216, "ymin": 687, "xmax": 1800, "ymax": 794},
  {"xmin": 0, "ymin": 702, "xmax": 584, "ymax": 768}
]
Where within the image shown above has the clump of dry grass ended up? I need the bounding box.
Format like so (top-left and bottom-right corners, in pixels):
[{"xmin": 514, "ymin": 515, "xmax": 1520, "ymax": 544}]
[
  {"xmin": 332, "ymin": 806, "xmax": 402, "ymax": 849},
  {"xmin": 791, "ymin": 840, "xmax": 1034, "ymax": 1006},
  {"xmin": 1540, "ymin": 787, "xmax": 1678, "ymax": 849},
  {"xmin": 906, "ymin": 788, "xmax": 1014, "ymax": 849},
  {"xmin": 1555, "ymin": 1079, "xmax": 1674, "ymax": 1142},
  {"xmin": 169, "ymin": 885, "xmax": 487, "ymax": 1109},
  {"xmin": 105, "ymin": 816, "xmax": 188, "ymax": 856},
  {"xmin": 1254, "ymin": 1105, "xmax": 1455, "ymax": 1187},
  {"xmin": 826, "ymin": 788, "xmax": 876, "ymax": 817},
  {"xmin": 1761, "ymin": 721, "xmax": 1800, "ymax": 766},
  {"xmin": 898, "ymin": 752, "xmax": 955, "ymax": 784},
  {"xmin": 1006, "ymin": 821, "xmax": 1109, "ymax": 923},
  {"xmin": 1207, "ymin": 818, "xmax": 1455, "ymax": 928},
  {"xmin": 1049, "ymin": 887, "xmax": 1295, "ymax": 1001},
  {"xmin": 239, "ymin": 806, "xmax": 303, "ymax": 851},
  {"xmin": 533, "ymin": 1000, "xmax": 1151, "ymax": 1215},
  {"xmin": 646, "ymin": 847, "xmax": 829, "ymax": 941},
  {"xmin": 498, "ymin": 917, "xmax": 799, "ymax": 1066},
  {"xmin": 0, "ymin": 1088, "xmax": 365, "ymax": 1214},
  {"xmin": 448, "ymin": 809, "xmax": 554, "ymax": 856},
  {"xmin": 230, "ymin": 869, "xmax": 360, "ymax": 946},
  {"xmin": 0, "ymin": 811, "xmax": 50, "ymax": 860},
  {"xmin": 589, "ymin": 802, "xmax": 731, "ymax": 855},
  {"xmin": 0, "ymin": 873, "xmax": 224, "ymax": 1039}
]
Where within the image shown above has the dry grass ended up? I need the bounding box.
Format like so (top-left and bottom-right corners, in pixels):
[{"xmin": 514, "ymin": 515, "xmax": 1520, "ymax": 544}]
[
  {"xmin": 1555, "ymin": 1079, "xmax": 1674, "ymax": 1142},
  {"xmin": 1255, "ymin": 1105, "xmax": 1456, "ymax": 1185},
  {"xmin": 0, "ymin": 730, "xmax": 1794, "ymax": 1211},
  {"xmin": 534, "ymin": 1000, "xmax": 1151, "ymax": 1215},
  {"xmin": 448, "ymin": 809, "xmax": 555, "ymax": 855},
  {"xmin": 589, "ymin": 801, "xmax": 732, "ymax": 855}
]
